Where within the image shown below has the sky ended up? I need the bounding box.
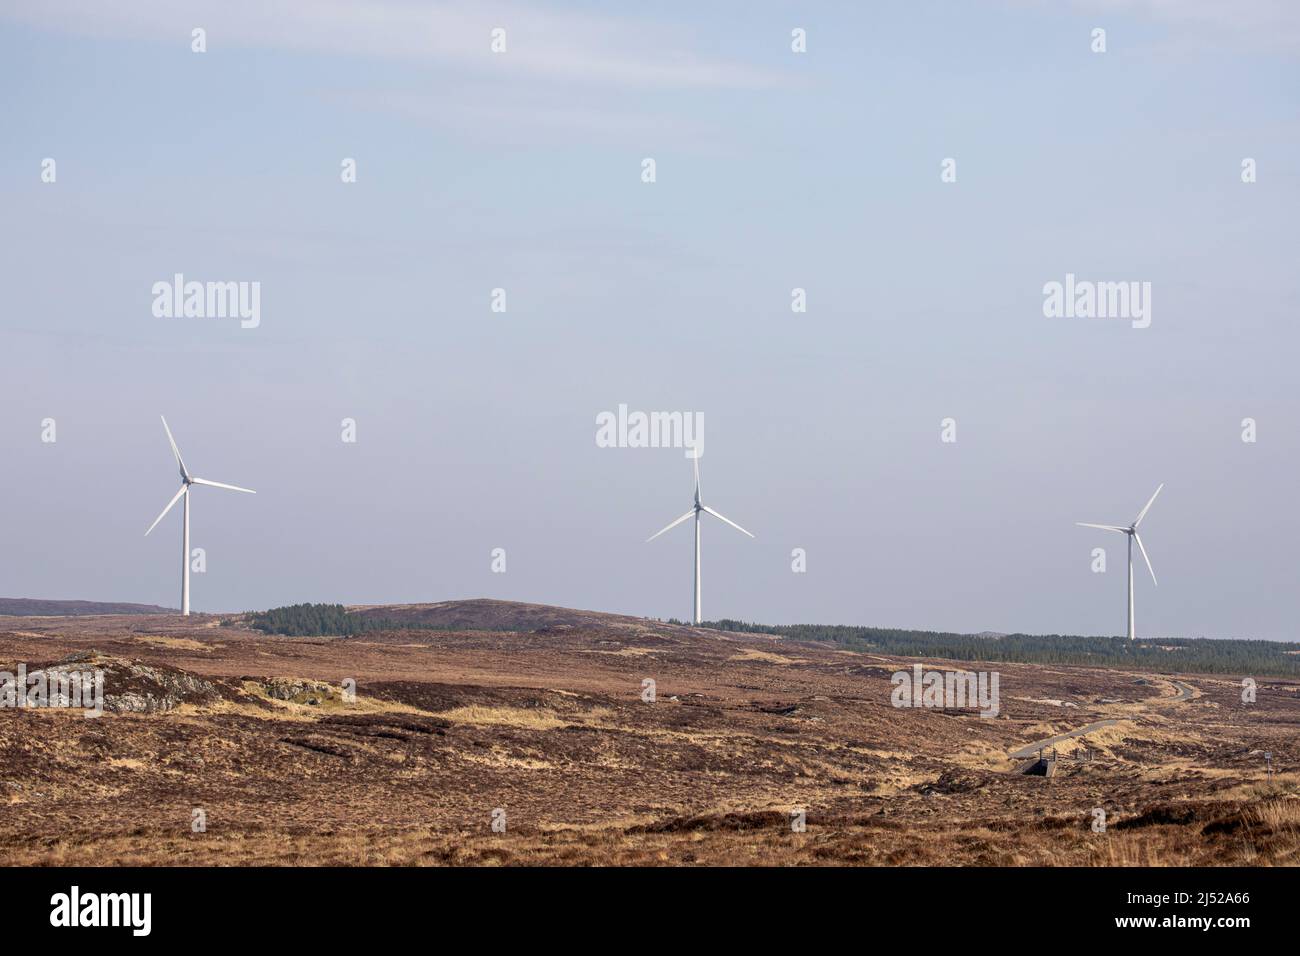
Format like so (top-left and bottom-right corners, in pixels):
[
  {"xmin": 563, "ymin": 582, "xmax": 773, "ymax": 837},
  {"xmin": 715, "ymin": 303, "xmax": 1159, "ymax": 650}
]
[{"xmin": 1, "ymin": 0, "xmax": 1297, "ymax": 639}]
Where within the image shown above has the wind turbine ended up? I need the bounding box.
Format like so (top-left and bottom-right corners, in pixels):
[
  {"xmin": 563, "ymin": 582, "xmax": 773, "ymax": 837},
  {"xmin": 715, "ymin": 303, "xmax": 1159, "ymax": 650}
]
[
  {"xmin": 145, "ymin": 416, "xmax": 256, "ymax": 615},
  {"xmin": 647, "ymin": 455, "xmax": 753, "ymax": 625},
  {"xmin": 1077, "ymin": 483, "xmax": 1162, "ymax": 640}
]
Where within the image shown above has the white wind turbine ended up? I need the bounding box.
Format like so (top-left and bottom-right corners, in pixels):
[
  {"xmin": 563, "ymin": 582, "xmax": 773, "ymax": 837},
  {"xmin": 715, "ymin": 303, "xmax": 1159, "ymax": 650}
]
[
  {"xmin": 145, "ymin": 416, "xmax": 256, "ymax": 615},
  {"xmin": 647, "ymin": 455, "xmax": 753, "ymax": 625},
  {"xmin": 1077, "ymin": 483, "xmax": 1163, "ymax": 640}
]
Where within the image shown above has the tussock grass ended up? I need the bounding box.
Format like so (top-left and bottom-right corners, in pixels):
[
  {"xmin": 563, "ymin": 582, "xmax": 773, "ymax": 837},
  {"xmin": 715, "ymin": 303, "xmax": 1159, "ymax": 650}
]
[
  {"xmin": 729, "ymin": 649, "xmax": 806, "ymax": 665},
  {"xmin": 1252, "ymin": 797, "xmax": 1300, "ymax": 830},
  {"xmin": 133, "ymin": 636, "xmax": 213, "ymax": 651},
  {"xmin": 440, "ymin": 705, "xmax": 567, "ymax": 730}
]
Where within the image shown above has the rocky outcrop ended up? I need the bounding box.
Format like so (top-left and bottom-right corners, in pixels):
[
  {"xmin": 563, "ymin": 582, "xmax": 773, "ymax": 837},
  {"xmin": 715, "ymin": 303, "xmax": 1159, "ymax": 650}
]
[
  {"xmin": 31, "ymin": 651, "xmax": 219, "ymax": 713},
  {"xmin": 254, "ymin": 677, "xmax": 342, "ymax": 705}
]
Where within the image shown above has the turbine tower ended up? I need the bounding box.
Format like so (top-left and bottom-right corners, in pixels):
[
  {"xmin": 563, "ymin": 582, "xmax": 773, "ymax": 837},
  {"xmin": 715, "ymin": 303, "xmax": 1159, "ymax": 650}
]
[
  {"xmin": 1077, "ymin": 483, "xmax": 1162, "ymax": 640},
  {"xmin": 647, "ymin": 455, "xmax": 753, "ymax": 625},
  {"xmin": 145, "ymin": 416, "xmax": 256, "ymax": 615}
]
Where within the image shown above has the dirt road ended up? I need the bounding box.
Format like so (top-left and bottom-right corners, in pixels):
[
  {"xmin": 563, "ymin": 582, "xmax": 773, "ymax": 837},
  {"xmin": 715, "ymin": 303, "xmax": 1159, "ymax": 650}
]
[{"xmin": 1008, "ymin": 677, "xmax": 1195, "ymax": 759}]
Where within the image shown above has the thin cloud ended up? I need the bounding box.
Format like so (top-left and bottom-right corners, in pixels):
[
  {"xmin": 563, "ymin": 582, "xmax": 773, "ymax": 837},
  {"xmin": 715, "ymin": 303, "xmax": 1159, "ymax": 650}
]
[
  {"xmin": 1, "ymin": 0, "xmax": 792, "ymax": 90},
  {"xmin": 324, "ymin": 86, "xmax": 718, "ymax": 148},
  {"xmin": 1052, "ymin": 0, "xmax": 1300, "ymax": 53}
]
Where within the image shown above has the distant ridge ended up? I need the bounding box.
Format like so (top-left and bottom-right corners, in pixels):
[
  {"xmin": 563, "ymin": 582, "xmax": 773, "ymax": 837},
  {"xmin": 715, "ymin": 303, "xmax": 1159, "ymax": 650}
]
[
  {"xmin": 345, "ymin": 598, "xmax": 651, "ymax": 633},
  {"xmin": 0, "ymin": 598, "xmax": 175, "ymax": 617}
]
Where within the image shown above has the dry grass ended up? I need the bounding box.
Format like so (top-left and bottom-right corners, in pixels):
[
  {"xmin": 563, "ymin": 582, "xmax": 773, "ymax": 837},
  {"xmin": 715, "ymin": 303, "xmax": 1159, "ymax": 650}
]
[
  {"xmin": 439, "ymin": 705, "xmax": 568, "ymax": 730},
  {"xmin": 730, "ymin": 649, "xmax": 805, "ymax": 665},
  {"xmin": 4, "ymin": 603, "xmax": 1299, "ymax": 867},
  {"xmin": 1090, "ymin": 836, "xmax": 1167, "ymax": 867},
  {"xmin": 1252, "ymin": 797, "xmax": 1300, "ymax": 831},
  {"xmin": 133, "ymin": 636, "xmax": 213, "ymax": 651}
]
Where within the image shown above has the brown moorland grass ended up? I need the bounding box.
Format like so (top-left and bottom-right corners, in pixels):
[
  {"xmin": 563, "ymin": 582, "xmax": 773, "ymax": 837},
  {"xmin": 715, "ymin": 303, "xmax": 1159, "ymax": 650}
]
[{"xmin": 2, "ymin": 602, "xmax": 1296, "ymax": 866}]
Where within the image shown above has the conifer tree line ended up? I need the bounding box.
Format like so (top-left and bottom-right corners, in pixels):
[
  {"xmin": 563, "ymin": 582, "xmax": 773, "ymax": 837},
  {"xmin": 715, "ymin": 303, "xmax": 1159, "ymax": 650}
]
[
  {"xmin": 244, "ymin": 604, "xmax": 1297, "ymax": 676},
  {"xmin": 697, "ymin": 620, "xmax": 1299, "ymax": 677}
]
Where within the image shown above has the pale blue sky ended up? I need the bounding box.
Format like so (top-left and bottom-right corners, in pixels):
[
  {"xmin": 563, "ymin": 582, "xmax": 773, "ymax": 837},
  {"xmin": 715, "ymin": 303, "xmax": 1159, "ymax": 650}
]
[{"xmin": 1, "ymin": 1, "xmax": 1297, "ymax": 639}]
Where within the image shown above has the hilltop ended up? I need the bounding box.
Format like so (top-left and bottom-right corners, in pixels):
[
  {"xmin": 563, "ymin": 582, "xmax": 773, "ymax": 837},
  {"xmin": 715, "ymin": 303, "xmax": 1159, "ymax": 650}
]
[
  {"xmin": 0, "ymin": 598, "xmax": 174, "ymax": 617},
  {"xmin": 232, "ymin": 599, "xmax": 1300, "ymax": 677},
  {"xmin": 233, "ymin": 598, "xmax": 676, "ymax": 637},
  {"xmin": 345, "ymin": 598, "xmax": 655, "ymax": 632}
]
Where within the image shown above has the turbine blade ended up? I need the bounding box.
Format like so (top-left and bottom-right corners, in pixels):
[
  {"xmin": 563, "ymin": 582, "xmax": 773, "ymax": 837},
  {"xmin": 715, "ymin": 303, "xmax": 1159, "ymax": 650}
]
[
  {"xmin": 647, "ymin": 509, "xmax": 696, "ymax": 542},
  {"xmin": 1075, "ymin": 522, "xmax": 1127, "ymax": 533},
  {"xmin": 191, "ymin": 477, "xmax": 256, "ymax": 495},
  {"xmin": 1134, "ymin": 532, "xmax": 1157, "ymax": 586},
  {"xmin": 693, "ymin": 454, "xmax": 701, "ymax": 504},
  {"xmin": 1133, "ymin": 483, "xmax": 1164, "ymax": 527},
  {"xmin": 701, "ymin": 505, "xmax": 754, "ymax": 538},
  {"xmin": 145, "ymin": 485, "xmax": 187, "ymax": 536},
  {"xmin": 160, "ymin": 415, "xmax": 189, "ymax": 480}
]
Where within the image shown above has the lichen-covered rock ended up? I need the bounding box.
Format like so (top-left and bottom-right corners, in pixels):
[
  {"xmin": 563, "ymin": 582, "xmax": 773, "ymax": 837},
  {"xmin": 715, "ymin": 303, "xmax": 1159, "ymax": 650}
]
[
  {"xmin": 32, "ymin": 652, "xmax": 220, "ymax": 714},
  {"xmin": 257, "ymin": 677, "xmax": 340, "ymax": 704}
]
